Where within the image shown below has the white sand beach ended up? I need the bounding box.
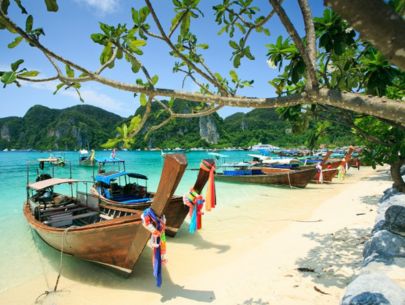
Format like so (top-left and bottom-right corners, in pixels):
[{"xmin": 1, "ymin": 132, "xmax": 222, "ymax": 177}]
[{"xmin": 0, "ymin": 165, "xmax": 393, "ymax": 305}]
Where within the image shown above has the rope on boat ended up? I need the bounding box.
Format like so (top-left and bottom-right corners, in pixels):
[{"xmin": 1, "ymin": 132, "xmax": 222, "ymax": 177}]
[
  {"xmin": 287, "ymin": 171, "xmax": 292, "ymax": 189},
  {"xmin": 35, "ymin": 225, "xmax": 77, "ymax": 304}
]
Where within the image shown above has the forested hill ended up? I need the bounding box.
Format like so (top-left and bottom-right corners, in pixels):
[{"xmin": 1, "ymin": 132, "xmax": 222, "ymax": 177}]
[
  {"xmin": 0, "ymin": 103, "xmax": 356, "ymax": 150},
  {"xmin": 0, "ymin": 104, "xmax": 123, "ymax": 150}
]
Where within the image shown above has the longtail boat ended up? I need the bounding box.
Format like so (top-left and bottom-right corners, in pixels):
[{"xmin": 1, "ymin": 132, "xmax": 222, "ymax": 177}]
[
  {"xmin": 216, "ymin": 167, "xmax": 316, "ymax": 188},
  {"xmin": 79, "ymin": 149, "xmax": 96, "ymax": 167},
  {"xmin": 314, "ymin": 147, "xmax": 354, "ymax": 182},
  {"xmin": 24, "ymin": 154, "xmax": 187, "ymax": 274},
  {"xmin": 90, "ymin": 159, "xmax": 215, "ymax": 237}
]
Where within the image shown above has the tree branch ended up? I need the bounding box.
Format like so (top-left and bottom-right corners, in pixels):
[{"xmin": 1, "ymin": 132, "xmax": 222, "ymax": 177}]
[
  {"xmin": 298, "ymin": 0, "xmax": 317, "ymax": 90},
  {"xmin": 17, "ymin": 75, "xmax": 59, "ymax": 82},
  {"xmin": 144, "ymin": 0, "xmax": 229, "ymax": 95},
  {"xmin": 128, "ymin": 96, "xmax": 153, "ymax": 138},
  {"xmin": 325, "ymin": 0, "xmax": 405, "ymax": 70},
  {"xmin": 144, "ymin": 116, "xmax": 172, "ymax": 140},
  {"xmin": 269, "ymin": 0, "xmax": 318, "ymax": 88}
]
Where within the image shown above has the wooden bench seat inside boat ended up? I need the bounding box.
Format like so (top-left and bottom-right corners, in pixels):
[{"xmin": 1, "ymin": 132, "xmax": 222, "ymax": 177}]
[{"xmin": 44, "ymin": 211, "xmax": 99, "ymax": 227}]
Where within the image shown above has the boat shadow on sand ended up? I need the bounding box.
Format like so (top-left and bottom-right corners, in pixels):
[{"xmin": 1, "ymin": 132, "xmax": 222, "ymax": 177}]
[
  {"xmin": 295, "ymin": 227, "xmax": 370, "ymax": 289},
  {"xmin": 31, "ymin": 231, "xmax": 216, "ymax": 303},
  {"xmin": 169, "ymin": 223, "xmax": 231, "ymax": 254}
]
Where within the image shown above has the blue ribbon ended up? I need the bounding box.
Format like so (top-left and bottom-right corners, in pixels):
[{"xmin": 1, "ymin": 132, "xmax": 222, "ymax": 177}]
[
  {"xmin": 143, "ymin": 208, "xmax": 163, "ymax": 287},
  {"xmin": 189, "ymin": 205, "xmax": 197, "ymax": 233}
]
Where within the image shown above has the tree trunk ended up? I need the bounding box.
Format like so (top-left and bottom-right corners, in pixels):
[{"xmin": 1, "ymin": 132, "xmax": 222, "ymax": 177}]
[{"xmin": 390, "ymin": 159, "xmax": 405, "ymax": 193}]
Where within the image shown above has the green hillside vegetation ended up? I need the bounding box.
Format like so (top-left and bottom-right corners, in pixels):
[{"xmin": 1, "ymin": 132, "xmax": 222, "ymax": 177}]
[
  {"xmin": 126, "ymin": 100, "xmax": 356, "ymax": 149},
  {"xmin": 128, "ymin": 100, "xmax": 226, "ymax": 149},
  {"xmin": 0, "ymin": 102, "xmax": 356, "ymax": 150},
  {"xmin": 0, "ymin": 104, "xmax": 123, "ymax": 150}
]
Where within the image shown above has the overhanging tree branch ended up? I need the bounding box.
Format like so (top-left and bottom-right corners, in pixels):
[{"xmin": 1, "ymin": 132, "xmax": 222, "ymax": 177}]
[
  {"xmin": 269, "ymin": 0, "xmax": 318, "ymax": 88},
  {"xmin": 325, "ymin": 0, "xmax": 405, "ymax": 70},
  {"xmin": 298, "ymin": 0, "xmax": 317, "ymax": 89},
  {"xmin": 144, "ymin": 0, "xmax": 230, "ymax": 95}
]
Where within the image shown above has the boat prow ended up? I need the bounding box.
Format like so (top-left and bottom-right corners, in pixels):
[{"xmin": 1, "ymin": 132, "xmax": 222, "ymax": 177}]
[{"xmin": 24, "ymin": 154, "xmax": 187, "ymax": 274}]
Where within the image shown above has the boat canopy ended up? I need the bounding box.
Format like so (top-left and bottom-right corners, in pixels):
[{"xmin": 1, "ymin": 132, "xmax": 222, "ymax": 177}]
[
  {"xmin": 28, "ymin": 178, "xmax": 81, "ymax": 190},
  {"xmin": 96, "ymin": 157, "xmax": 123, "ymax": 164},
  {"xmin": 248, "ymin": 154, "xmax": 269, "ymax": 160},
  {"xmin": 262, "ymin": 158, "xmax": 300, "ymax": 165},
  {"xmin": 37, "ymin": 157, "xmax": 62, "ymax": 162},
  {"xmin": 95, "ymin": 171, "xmax": 147, "ymax": 185},
  {"xmin": 222, "ymin": 162, "xmax": 251, "ymax": 167},
  {"xmin": 208, "ymin": 152, "xmax": 229, "ymax": 158}
]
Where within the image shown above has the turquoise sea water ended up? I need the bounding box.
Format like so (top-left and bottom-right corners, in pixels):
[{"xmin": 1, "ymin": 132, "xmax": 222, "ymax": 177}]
[{"xmin": 0, "ymin": 150, "xmax": 255, "ymax": 291}]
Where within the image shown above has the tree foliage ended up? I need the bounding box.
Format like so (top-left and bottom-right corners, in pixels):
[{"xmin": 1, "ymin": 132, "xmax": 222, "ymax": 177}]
[{"xmin": 0, "ymin": 0, "xmax": 404, "ymax": 188}]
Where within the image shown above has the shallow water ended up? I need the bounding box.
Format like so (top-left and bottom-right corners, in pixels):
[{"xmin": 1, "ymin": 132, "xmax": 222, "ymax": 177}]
[{"xmin": 0, "ymin": 150, "xmax": 307, "ymax": 292}]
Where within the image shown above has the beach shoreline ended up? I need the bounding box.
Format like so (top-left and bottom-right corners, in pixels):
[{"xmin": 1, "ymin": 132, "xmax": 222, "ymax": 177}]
[{"xmin": 0, "ymin": 165, "xmax": 393, "ymax": 305}]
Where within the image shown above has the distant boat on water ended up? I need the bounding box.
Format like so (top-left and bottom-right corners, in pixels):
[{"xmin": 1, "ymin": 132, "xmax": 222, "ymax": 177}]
[
  {"xmin": 38, "ymin": 154, "xmax": 65, "ymax": 167},
  {"xmin": 79, "ymin": 149, "xmax": 96, "ymax": 167}
]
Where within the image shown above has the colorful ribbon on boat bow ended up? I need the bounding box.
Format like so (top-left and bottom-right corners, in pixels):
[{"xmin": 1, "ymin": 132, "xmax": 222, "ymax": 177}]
[
  {"xmin": 183, "ymin": 190, "xmax": 205, "ymax": 234},
  {"xmin": 141, "ymin": 208, "xmax": 167, "ymax": 287},
  {"xmin": 316, "ymin": 162, "xmax": 323, "ymax": 184},
  {"xmin": 200, "ymin": 160, "xmax": 216, "ymax": 211}
]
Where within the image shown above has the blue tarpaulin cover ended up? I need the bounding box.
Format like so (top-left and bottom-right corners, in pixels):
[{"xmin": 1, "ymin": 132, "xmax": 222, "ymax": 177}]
[{"xmin": 95, "ymin": 171, "xmax": 147, "ymax": 184}]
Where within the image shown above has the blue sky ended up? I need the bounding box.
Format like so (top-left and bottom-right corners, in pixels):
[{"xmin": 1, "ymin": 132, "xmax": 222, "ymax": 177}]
[{"xmin": 0, "ymin": 0, "xmax": 324, "ymax": 119}]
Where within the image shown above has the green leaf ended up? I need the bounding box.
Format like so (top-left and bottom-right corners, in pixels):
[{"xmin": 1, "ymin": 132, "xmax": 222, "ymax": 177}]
[
  {"xmin": 139, "ymin": 6, "xmax": 150, "ymax": 22},
  {"xmin": 140, "ymin": 93, "xmax": 147, "ymax": 106},
  {"xmin": 214, "ymin": 72, "xmax": 223, "ymax": 82},
  {"xmin": 11, "ymin": 59, "xmax": 24, "ymax": 72},
  {"xmin": 99, "ymin": 22, "xmax": 111, "ymax": 35},
  {"xmin": 243, "ymin": 46, "xmax": 255, "ymax": 60},
  {"xmin": 25, "ymin": 15, "xmax": 33, "ymax": 32},
  {"xmin": 53, "ymin": 83, "xmax": 64, "ymax": 94},
  {"xmin": 19, "ymin": 70, "xmax": 39, "ymax": 77},
  {"xmin": 233, "ymin": 54, "xmax": 241, "ymax": 68},
  {"xmin": 132, "ymin": 8, "xmax": 139, "ymax": 24},
  {"xmin": 229, "ymin": 70, "xmax": 238, "ymax": 82},
  {"xmin": 229, "ymin": 40, "xmax": 239, "ymax": 49},
  {"xmin": 100, "ymin": 42, "xmax": 113, "ymax": 65},
  {"xmin": 44, "ymin": 0, "xmax": 59, "ymax": 12},
  {"xmin": 151, "ymin": 75, "xmax": 159, "ymax": 85},
  {"xmin": 197, "ymin": 43, "xmax": 209, "ymax": 49},
  {"xmin": 14, "ymin": 0, "xmax": 27, "ymax": 14},
  {"xmin": 1, "ymin": 0, "xmax": 10, "ymax": 14},
  {"xmin": 101, "ymin": 138, "xmax": 121, "ymax": 149},
  {"xmin": 129, "ymin": 115, "xmax": 142, "ymax": 131},
  {"xmin": 8, "ymin": 36, "xmax": 23, "ymax": 49},
  {"xmin": 91, "ymin": 33, "xmax": 107, "ymax": 45},
  {"xmin": 180, "ymin": 12, "xmax": 191, "ymax": 35},
  {"xmin": 65, "ymin": 65, "xmax": 74, "ymax": 78},
  {"xmin": 1, "ymin": 71, "xmax": 16, "ymax": 86},
  {"xmin": 170, "ymin": 12, "xmax": 183, "ymax": 32},
  {"xmin": 131, "ymin": 60, "xmax": 141, "ymax": 73},
  {"xmin": 168, "ymin": 97, "xmax": 175, "ymax": 108},
  {"xmin": 128, "ymin": 39, "xmax": 146, "ymax": 51}
]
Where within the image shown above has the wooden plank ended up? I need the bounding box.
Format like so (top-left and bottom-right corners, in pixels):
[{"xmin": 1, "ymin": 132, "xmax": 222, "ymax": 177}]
[{"xmin": 99, "ymin": 214, "xmax": 114, "ymax": 220}]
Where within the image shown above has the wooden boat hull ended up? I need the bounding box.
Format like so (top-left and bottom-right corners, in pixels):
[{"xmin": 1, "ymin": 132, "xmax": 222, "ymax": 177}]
[
  {"xmin": 216, "ymin": 167, "xmax": 317, "ymax": 188},
  {"xmin": 24, "ymin": 154, "xmax": 187, "ymax": 274},
  {"xmin": 313, "ymin": 168, "xmax": 338, "ymax": 182},
  {"xmin": 24, "ymin": 204, "xmax": 144, "ymax": 273},
  {"xmin": 79, "ymin": 159, "xmax": 95, "ymax": 167}
]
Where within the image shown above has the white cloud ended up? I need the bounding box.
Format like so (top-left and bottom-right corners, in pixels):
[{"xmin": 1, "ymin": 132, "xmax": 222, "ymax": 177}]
[{"xmin": 74, "ymin": 0, "xmax": 119, "ymax": 15}]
